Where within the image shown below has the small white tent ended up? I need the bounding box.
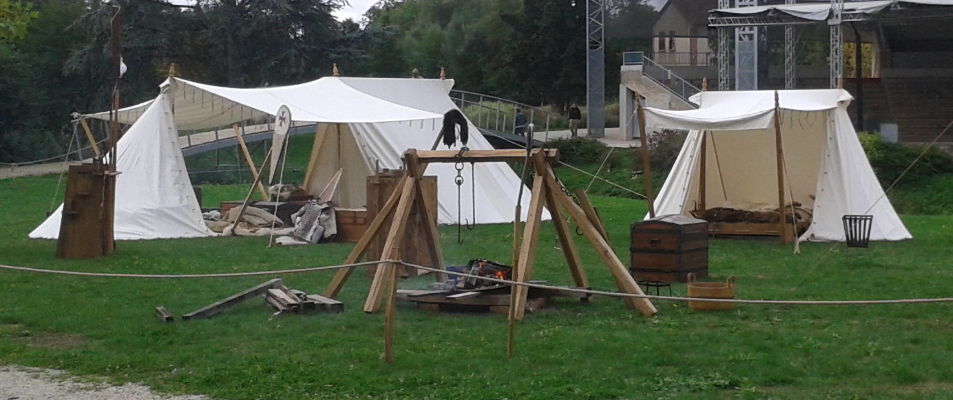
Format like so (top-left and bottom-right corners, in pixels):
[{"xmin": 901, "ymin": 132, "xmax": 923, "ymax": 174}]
[
  {"xmin": 31, "ymin": 76, "xmax": 544, "ymax": 240},
  {"xmin": 643, "ymin": 89, "xmax": 911, "ymax": 242}
]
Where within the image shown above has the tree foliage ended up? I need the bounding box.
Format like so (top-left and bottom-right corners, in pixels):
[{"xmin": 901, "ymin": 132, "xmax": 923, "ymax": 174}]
[{"xmin": 0, "ymin": 0, "xmax": 38, "ymax": 42}]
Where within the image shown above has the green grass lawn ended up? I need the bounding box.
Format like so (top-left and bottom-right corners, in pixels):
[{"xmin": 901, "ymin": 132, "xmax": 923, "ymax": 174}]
[{"xmin": 2, "ymin": 171, "xmax": 953, "ymax": 399}]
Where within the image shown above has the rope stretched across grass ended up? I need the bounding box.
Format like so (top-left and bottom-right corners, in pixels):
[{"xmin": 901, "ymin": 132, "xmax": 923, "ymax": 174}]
[{"xmin": 1, "ymin": 260, "xmax": 952, "ymax": 306}]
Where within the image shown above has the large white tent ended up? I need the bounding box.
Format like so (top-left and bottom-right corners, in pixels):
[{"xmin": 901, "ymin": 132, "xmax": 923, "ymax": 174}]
[
  {"xmin": 31, "ymin": 76, "xmax": 544, "ymax": 240},
  {"xmin": 643, "ymin": 89, "xmax": 912, "ymax": 242}
]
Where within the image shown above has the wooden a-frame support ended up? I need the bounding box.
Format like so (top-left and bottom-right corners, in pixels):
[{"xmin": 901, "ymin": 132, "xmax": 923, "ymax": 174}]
[{"xmin": 322, "ymin": 148, "xmax": 657, "ymax": 319}]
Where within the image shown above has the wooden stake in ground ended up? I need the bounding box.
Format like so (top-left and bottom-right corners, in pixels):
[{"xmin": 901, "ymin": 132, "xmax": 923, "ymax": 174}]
[
  {"xmin": 773, "ymin": 91, "xmax": 791, "ymax": 244},
  {"xmin": 635, "ymin": 95, "xmax": 655, "ymax": 218}
]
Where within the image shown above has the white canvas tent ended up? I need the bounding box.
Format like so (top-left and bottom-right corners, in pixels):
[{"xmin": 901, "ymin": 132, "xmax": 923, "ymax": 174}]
[
  {"xmin": 643, "ymin": 89, "xmax": 912, "ymax": 242},
  {"xmin": 31, "ymin": 76, "xmax": 544, "ymax": 240}
]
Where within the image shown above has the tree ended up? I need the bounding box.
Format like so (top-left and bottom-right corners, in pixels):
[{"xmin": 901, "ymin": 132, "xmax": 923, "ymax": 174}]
[{"xmin": 0, "ymin": 0, "xmax": 38, "ymax": 43}]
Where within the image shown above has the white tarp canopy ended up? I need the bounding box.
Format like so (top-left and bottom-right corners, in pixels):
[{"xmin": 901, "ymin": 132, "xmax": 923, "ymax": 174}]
[
  {"xmin": 31, "ymin": 92, "xmax": 213, "ymax": 240},
  {"xmin": 713, "ymin": 0, "xmax": 953, "ymax": 21},
  {"xmin": 643, "ymin": 89, "xmax": 912, "ymax": 242},
  {"xmin": 31, "ymin": 76, "xmax": 544, "ymax": 240}
]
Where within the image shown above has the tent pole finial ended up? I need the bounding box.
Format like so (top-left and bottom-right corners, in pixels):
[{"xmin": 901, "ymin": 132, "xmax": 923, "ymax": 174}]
[
  {"xmin": 702, "ymin": 77, "xmax": 708, "ymax": 92},
  {"xmin": 333, "ymin": 63, "xmax": 339, "ymax": 76},
  {"xmin": 440, "ymin": 67, "xmax": 446, "ymax": 80},
  {"xmin": 168, "ymin": 63, "xmax": 176, "ymax": 78}
]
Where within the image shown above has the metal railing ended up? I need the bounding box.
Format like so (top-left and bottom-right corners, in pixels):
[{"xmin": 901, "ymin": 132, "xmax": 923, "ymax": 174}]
[
  {"xmin": 641, "ymin": 55, "xmax": 703, "ymax": 106},
  {"xmin": 651, "ymin": 52, "xmax": 717, "ymax": 67},
  {"xmin": 448, "ymin": 90, "xmax": 562, "ymax": 141}
]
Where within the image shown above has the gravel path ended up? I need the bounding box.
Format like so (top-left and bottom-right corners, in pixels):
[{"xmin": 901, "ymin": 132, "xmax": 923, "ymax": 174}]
[{"xmin": 0, "ymin": 367, "xmax": 215, "ymax": 400}]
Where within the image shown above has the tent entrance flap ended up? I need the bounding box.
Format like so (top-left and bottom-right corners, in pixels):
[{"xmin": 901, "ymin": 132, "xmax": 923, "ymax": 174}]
[{"xmin": 303, "ymin": 123, "xmax": 374, "ymax": 209}]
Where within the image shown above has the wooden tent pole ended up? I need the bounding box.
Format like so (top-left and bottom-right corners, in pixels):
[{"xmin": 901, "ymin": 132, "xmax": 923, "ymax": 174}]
[
  {"xmin": 699, "ymin": 132, "xmax": 707, "ymax": 212},
  {"xmin": 635, "ymin": 95, "xmax": 656, "ymax": 218},
  {"xmin": 232, "ymin": 124, "xmax": 269, "ymax": 200},
  {"xmin": 774, "ymin": 91, "xmax": 791, "ymax": 244}
]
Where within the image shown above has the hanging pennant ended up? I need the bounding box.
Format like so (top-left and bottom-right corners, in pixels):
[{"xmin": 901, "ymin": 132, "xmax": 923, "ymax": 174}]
[{"xmin": 269, "ymin": 105, "xmax": 292, "ymax": 184}]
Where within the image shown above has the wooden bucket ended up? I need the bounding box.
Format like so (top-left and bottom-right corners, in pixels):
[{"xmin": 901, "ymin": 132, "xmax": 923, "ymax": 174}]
[{"xmin": 687, "ymin": 273, "xmax": 735, "ymax": 311}]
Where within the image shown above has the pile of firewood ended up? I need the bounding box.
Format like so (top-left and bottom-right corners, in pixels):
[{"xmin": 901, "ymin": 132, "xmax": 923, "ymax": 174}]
[{"xmin": 264, "ymin": 286, "xmax": 343, "ymax": 314}]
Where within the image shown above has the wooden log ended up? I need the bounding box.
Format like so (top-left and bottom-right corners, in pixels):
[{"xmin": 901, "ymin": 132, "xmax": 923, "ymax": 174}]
[
  {"xmin": 364, "ymin": 177, "xmax": 418, "ymax": 313},
  {"xmin": 323, "ymin": 174, "xmax": 408, "ymax": 298},
  {"xmin": 533, "ymin": 156, "xmax": 657, "ymax": 316},
  {"xmin": 154, "ymin": 306, "xmax": 174, "ymax": 323},
  {"xmin": 182, "ymin": 278, "xmax": 283, "ymax": 320},
  {"xmin": 412, "ymin": 149, "xmax": 559, "ymax": 164},
  {"xmin": 232, "ymin": 124, "xmax": 269, "ymax": 200}
]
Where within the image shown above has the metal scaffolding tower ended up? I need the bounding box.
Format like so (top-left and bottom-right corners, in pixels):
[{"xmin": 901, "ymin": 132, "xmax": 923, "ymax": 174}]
[
  {"xmin": 785, "ymin": 0, "xmax": 797, "ymax": 89},
  {"xmin": 586, "ymin": 0, "xmax": 605, "ymax": 138},
  {"xmin": 829, "ymin": 0, "xmax": 844, "ymax": 88},
  {"xmin": 717, "ymin": 0, "xmax": 730, "ymax": 91},
  {"xmin": 735, "ymin": 0, "xmax": 758, "ymax": 90}
]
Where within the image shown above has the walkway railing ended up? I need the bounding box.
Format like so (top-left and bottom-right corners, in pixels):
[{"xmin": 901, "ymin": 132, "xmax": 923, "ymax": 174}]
[
  {"xmin": 448, "ymin": 90, "xmax": 562, "ymax": 140},
  {"xmin": 627, "ymin": 51, "xmax": 702, "ymax": 107}
]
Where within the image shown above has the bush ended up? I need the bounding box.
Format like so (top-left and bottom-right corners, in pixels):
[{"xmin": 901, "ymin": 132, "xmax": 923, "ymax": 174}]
[{"xmin": 859, "ymin": 132, "xmax": 953, "ymax": 188}]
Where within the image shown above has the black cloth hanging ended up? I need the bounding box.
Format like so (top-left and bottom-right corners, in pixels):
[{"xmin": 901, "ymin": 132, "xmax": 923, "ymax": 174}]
[{"xmin": 440, "ymin": 109, "xmax": 469, "ymax": 148}]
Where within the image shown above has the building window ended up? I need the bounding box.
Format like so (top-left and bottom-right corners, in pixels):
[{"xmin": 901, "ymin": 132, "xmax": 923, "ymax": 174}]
[
  {"xmin": 669, "ymin": 31, "xmax": 676, "ymax": 51},
  {"xmin": 658, "ymin": 32, "xmax": 666, "ymax": 52}
]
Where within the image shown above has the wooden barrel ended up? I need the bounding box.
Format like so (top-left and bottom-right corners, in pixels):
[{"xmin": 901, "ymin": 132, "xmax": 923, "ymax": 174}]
[{"xmin": 686, "ymin": 273, "xmax": 735, "ymax": 311}]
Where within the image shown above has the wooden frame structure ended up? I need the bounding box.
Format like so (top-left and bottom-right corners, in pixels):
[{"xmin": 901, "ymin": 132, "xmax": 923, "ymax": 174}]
[{"xmin": 322, "ymin": 148, "xmax": 657, "ymax": 322}]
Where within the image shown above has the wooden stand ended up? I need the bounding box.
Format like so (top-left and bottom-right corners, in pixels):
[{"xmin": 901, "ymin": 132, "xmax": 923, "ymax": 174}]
[
  {"xmin": 56, "ymin": 162, "xmax": 115, "ymax": 259},
  {"xmin": 322, "ymin": 148, "xmax": 657, "ymax": 318}
]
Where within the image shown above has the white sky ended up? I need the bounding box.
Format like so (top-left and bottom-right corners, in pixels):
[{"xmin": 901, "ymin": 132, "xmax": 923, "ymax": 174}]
[{"xmin": 334, "ymin": 0, "xmax": 378, "ymax": 22}]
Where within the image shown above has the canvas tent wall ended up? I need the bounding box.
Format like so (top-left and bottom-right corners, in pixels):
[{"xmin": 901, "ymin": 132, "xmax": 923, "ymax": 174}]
[
  {"xmin": 299, "ymin": 77, "xmax": 548, "ymax": 224},
  {"xmin": 30, "ymin": 92, "xmax": 213, "ymax": 240},
  {"xmin": 643, "ymin": 89, "xmax": 911, "ymax": 242}
]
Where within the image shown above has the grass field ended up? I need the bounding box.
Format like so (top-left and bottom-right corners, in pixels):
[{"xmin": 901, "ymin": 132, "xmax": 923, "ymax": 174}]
[{"xmin": 2, "ymin": 169, "xmax": 953, "ymax": 399}]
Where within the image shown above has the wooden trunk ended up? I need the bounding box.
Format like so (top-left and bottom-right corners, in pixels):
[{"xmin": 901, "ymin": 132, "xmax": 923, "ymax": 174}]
[
  {"xmin": 334, "ymin": 208, "xmax": 366, "ymax": 242},
  {"xmin": 629, "ymin": 215, "xmax": 709, "ymax": 283},
  {"xmin": 57, "ymin": 163, "xmax": 113, "ymax": 259},
  {"xmin": 365, "ymin": 170, "xmax": 437, "ymax": 276}
]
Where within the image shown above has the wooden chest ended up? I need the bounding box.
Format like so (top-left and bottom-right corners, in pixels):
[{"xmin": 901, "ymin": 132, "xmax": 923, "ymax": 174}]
[
  {"xmin": 365, "ymin": 170, "xmax": 438, "ymax": 276},
  {"xmin": 630, "ymin": 215, "xmax": 709, "ymax": 283}
]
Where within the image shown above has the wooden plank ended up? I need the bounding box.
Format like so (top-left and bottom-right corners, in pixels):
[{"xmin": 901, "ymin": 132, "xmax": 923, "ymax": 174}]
[
  {"xmin": 267, "ymin": 288, "xmax": 300, "ymax": 306},
  {"xmin": 384, "ymin": 251, "xmax": 400, "ymax": 364},
  {"xmin": 304, "ymin": 294, "xmax": 344, "ymax": 313},
  {"xmin": 397, "ymin": 289, "xmax": 452, "ymax": 298},
  {"xmin": 575, "ymin": 189, "xmax": 611, "ymax": 246},
  {"xmin": 154, "ymin": 306, "xmax": 174, "ymax": 323},
  {"xmin": 635, "ymin": 95, "xmax": 656, "ymax": 218},
  {"xmin": 302, "ymin": 124, "xmax": 329, "ymax": 194},
  {"xmin": 182, "ymin": 278, "xmax": 283, "ymax": 320},
  {"xmin": 413, "ymin": 148, "xmax": 559, "ymax": 164},
  {"xmin": 549, "ymin": 188, "xmax": 589, "ymax": 300},
  {"xmin": 232, "ymin": 124, "xmax": 269, "ymax": 201},
  {"xmin": 534, "ymin": 156, "xmax": 657, "ymax": 316},
  {"xmin": 447, "ymin": 291, "xmax": 483, "ymax": 299},
  {"xmin": 512, "ymin": 171, "xmax": 546, "ymax": 320},
  {"xmin": 323, "ymin": 174, "xmax": 408, "ymax": 298},
  {"xmin": 363, "ymin": 177, "xmax": 418, "ymax": 313},
  {"xmin": 405, "ymin": 151, "xmax": 446, "ymax": 281}
]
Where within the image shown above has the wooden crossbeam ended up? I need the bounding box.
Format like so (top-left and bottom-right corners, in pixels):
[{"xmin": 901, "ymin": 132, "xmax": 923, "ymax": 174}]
[{"xmin": 413, "ymin": 149, "xmax": 558, "ymax": 164}]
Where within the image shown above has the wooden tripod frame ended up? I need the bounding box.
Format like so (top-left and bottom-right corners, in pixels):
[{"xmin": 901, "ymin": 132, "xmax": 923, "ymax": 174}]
[{"xmin": 322, "ymin": 148, "xmax": 657, "ymax": 320}]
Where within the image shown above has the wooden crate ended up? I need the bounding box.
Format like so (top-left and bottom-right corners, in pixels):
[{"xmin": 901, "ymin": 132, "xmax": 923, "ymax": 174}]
[
  {"xmin": 365, "ymin": 170, "xmax": 438, "ymax": 276},
  {"xmin": 630, "ymin": 214, "xmax": 709, "ymax": 283},
  {"xmin": 334, "ymin": 208, "xmax": 366, "ymax": 242}
]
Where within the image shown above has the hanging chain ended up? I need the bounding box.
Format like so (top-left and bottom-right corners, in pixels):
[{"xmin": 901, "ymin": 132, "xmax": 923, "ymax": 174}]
[{"xmin": 454, "ymin": 151, "xmax": 466, "ymax": 244}]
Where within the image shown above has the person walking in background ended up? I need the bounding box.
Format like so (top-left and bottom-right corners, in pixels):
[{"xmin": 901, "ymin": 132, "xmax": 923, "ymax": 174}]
[
  {"xmin": 568, "ymin": 103, "xmax": 581, "ymax": 138},
  {"xmin": 514, "ymin": 108, "xmax": 527, "ymax": 137}
]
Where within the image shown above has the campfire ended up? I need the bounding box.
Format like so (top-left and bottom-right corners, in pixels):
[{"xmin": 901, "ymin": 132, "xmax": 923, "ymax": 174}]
[{"xmin": 458, "ymin": 259, "xmax": 513, "ymax": 290}]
